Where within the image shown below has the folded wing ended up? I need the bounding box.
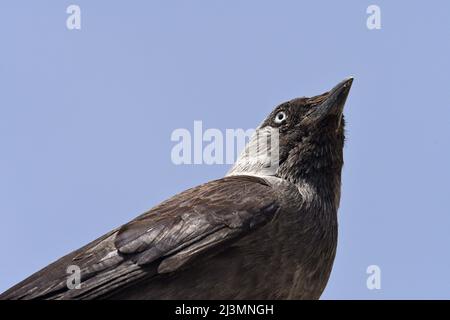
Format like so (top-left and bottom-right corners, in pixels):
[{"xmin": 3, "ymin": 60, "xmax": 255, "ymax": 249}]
[{"xmin": 0, "ymin": 175, "xmax": 281, "ymax": 300}]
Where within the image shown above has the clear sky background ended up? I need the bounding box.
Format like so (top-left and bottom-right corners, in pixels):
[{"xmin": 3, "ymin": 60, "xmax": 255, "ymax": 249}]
[{"xmin": 1, "ymin": 1, "xmax": 449, "ymax": 299}]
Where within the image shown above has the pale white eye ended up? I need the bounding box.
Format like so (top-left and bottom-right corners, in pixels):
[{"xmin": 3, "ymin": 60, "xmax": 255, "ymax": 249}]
[{"xmin": 274, "ymin": 111, "xmax": 287, "ymax": 124}]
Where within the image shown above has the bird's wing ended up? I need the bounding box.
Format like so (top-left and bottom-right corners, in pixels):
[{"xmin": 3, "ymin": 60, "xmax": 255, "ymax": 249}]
[{"xmin": 0, "ymin": 175, "xmax": 281, "ymax": 300}]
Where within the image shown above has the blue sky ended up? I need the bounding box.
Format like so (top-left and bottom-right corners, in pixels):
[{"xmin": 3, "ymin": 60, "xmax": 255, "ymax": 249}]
[{"xmin": 1, "ymin": 1, "xmax": 449, "ymax": 299}]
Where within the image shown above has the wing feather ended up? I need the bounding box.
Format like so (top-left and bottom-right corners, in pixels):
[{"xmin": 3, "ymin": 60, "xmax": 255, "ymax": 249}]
[{"xmin": 0, "ymin": 175, "xmax": 281, "ymax": 300}]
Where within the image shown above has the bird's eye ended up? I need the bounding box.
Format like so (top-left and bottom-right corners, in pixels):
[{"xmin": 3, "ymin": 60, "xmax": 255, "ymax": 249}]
[{"xmin": 274, "ymin": 111, "xmax": 287, "ymax": 124}]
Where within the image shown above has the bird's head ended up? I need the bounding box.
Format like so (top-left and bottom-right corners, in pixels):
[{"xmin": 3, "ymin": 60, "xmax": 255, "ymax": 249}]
[{"xmin": 228, "ymin": 77, "xmax": 353, "ymax": 187}]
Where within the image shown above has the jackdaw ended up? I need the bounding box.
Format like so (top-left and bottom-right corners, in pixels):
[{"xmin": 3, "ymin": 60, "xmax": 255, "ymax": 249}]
[{"xmin": 0, "ymin": 78, "xmax": 353, "ymax": 300}]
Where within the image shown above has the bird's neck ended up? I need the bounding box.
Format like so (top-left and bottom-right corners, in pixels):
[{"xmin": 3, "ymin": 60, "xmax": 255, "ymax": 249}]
[
  {"xmin": 293, "ymin": 172, "xmax": 342, "ymax": 213},
  {"xmin": 227, "ymin": 126, "xmax": 281, "ymax": 177},
  {"xmin": 278, "ymin": 139, "xmax": 344, "ymax": 212},
  {"xmin": 227, "ymin": 128, "xmax": 344, "ymax": 212}
]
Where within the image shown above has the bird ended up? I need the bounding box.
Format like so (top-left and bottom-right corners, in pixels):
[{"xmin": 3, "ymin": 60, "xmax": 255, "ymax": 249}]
[{"xmin": 0, "ymin": 77, "xmax": 353, "ymax": 300}]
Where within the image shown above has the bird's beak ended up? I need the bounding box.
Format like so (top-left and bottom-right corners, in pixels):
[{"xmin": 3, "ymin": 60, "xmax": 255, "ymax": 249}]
[{"xmin": 302, "ymin": 77, "xmax": 353, "ymax": 126}]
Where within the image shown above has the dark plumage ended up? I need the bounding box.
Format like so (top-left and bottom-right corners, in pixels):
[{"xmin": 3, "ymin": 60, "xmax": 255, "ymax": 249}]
[{"xmin": 0, "ymin": 78, "xmax": 353, "ymax": 300}]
